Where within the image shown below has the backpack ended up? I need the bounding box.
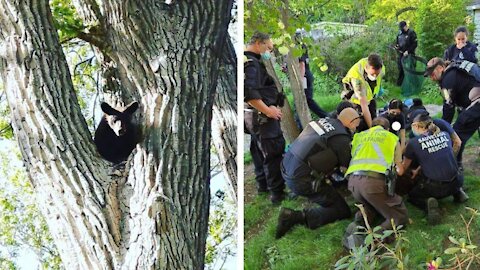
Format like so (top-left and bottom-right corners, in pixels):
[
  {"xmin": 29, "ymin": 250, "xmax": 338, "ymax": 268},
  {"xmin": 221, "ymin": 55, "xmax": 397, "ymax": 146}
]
[{"xmin": 447, "ymin": 60, "xmax": 480, "ymax": 82}]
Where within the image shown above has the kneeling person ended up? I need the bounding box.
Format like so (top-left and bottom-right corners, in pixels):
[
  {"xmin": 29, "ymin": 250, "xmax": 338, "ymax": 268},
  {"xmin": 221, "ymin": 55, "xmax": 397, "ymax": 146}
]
[
  {"xmin": 401, "ymin": 114, "xmax": 468, "ymax": 224},
  {"xmin": 276, "ymin": 108, "xmax": 361, "ymax": 239},
  {"xmin": 345, "ymin": 117, "xmax": 407, "ymax": 241}
]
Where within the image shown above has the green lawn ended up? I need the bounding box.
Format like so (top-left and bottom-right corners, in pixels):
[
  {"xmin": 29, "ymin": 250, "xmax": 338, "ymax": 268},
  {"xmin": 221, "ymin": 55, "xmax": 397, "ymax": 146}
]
[{"xmin": 244, "ymin": 171, "xmax": 480, "ymax": 270}]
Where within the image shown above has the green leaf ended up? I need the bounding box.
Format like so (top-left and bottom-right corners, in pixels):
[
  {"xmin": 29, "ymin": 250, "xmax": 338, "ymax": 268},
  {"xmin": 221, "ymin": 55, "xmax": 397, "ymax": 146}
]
[
  {"xmin": 291, "ymin": 47, "xmax": 303, "ymax": 57},
  {"xmin": 272, "ymin": 37, "xmax": 284, "ymax": 45},
  {"xmin": 278, "ymin": 46, "xmax": 289, "ymax": 55},
  {"xmin": 444, "ymin": 247, "xmax": 461, "ymax": 254},
  {"xmin": 466, "ymin": 245, "xmax": 477, "ymax": 250},
  {"xmin": 319, "ymin": 64, "xmax": 328, "ymax": 72},
  {"xmin": 364, "ymin": 234, "xmax": 373, "ymax": 246},
  {"xmin": 448, "ymin": 236, "xmax": 459, "ymax": 245},
  {"xmin": 335, "ymin": 263, "xmax": 351, "ymax": 270},
  {"xmin": 278, "ymin": 21, "xmax": 285, "ymax": 29}
]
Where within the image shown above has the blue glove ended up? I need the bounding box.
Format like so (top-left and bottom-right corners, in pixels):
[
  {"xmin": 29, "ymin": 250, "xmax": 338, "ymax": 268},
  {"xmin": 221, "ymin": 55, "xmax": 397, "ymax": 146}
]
[{"xmin": 378, "ymin": 87, "xmax": 385, "ymax": 97}]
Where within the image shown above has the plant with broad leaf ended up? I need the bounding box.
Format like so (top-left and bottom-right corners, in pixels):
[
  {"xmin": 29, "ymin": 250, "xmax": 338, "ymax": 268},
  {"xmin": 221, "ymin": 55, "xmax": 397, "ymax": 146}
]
[
  {"xmin": 335, "ymin": 204, "xmax": 410, "ymax": 270},
  {"xmin": 440, "ymin": 207, "xmax": 480, "ymax": 269}
]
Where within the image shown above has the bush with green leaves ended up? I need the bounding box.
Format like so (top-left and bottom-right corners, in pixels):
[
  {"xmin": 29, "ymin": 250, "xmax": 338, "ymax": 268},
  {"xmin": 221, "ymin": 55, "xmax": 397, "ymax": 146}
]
[{"xmin": 317, "ymin": 21, "xmax": 399, "ymax": 83}]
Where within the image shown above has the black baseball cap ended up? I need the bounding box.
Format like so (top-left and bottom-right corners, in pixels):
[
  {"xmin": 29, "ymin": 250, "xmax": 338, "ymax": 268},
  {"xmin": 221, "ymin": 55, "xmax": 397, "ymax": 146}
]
[{"xmin": 409, "ymin": 109, "xmax": 429, "ymax": 121}]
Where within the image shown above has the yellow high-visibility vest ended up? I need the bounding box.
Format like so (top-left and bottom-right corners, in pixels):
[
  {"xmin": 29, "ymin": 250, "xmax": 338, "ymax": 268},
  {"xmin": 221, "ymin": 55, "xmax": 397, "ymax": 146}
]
[
  {"xmin": 346, "ymin": 126, "xmax": 398, "ymax": 175},
  {"xmin": 342, "ymin": 58, "xmax": 385, "ymax": 105}
]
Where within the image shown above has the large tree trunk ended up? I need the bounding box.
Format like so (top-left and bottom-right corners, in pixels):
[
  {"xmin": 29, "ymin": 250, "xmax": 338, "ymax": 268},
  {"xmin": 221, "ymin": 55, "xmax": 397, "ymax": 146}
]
[
  {"xmin": 212, "ymin": 37, "xmax": 237, "ymax": 202},
  {"xmin": 284, "ymin": 53, "xmax": 311, "ymax": 128},
  {"xmin": 280, "ymin": 0, "xmax": 311, "ymax": 129},
  {"xmin": 264, "ymin": 60, "xmax": 300, "ymax": 143},
  {"xmin": 0, "ymin": 0, "xmax": 233, "ymax": 269}
]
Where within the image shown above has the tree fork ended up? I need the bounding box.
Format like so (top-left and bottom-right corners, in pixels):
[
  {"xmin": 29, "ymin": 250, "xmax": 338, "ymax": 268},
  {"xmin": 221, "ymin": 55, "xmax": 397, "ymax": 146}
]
[{"xmin": 0, "ymin": 0, "xmax": 234, "ymax": 269}]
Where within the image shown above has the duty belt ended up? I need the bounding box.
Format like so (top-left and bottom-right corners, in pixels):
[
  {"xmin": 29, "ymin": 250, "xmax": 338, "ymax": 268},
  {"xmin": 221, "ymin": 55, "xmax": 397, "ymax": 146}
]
[{"xmin": 351, "ymin": 171, "xmax": 385, "ymax": 179}]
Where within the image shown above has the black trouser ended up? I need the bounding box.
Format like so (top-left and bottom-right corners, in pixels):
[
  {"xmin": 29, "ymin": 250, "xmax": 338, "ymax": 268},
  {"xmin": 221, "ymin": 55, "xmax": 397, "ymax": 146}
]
[
  {"xmin": 453, "ymin": 103, "xmax": 480, "ymax": 163},
  {"xmin": 283, "ymin": 173, "xmax": 351, "ymax": 229},
  {"xmin": 305, "ymin": 75, "xmax": 329, "ymax": 118},
  {"xmin": 250, "ymin": 134, "xmax": 285, "ymax": 194},
  {"xmin": 397, "ymin": 55, "xmax": 405, "ymax": 86},
  {"xmin": 408, "ymin": 176, "xmax": 461, "ymax": 211},
  {"xmin": 354, "ymin": 100, "xmax": 377, "ymax": 132}
]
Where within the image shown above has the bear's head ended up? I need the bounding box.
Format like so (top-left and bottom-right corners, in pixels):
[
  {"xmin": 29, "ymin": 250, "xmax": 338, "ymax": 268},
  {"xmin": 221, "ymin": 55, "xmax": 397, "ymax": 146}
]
[{"xmin": 101, "ymin": 101, "xmax": 139, "ymax": 136}]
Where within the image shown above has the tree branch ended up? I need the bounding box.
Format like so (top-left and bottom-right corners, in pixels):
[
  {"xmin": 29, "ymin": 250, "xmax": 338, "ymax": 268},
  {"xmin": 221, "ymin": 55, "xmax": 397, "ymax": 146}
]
[
  {"xmin": 396, "ymin": 7, "xmax": 417, "ymax": 19},
  {"xmin": 76, "ymin": 28, "xmax": 109, "ymax": 51}
]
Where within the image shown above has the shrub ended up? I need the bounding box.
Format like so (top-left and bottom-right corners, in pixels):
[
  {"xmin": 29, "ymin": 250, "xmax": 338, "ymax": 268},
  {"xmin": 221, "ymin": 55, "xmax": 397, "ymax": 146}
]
[{"xmin": 317, "ymin": 22, "xmax": 399, "ymax": 83}]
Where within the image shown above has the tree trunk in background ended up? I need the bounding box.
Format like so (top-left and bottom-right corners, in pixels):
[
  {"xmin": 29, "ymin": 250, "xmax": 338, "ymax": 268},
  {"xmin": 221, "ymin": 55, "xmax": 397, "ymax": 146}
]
[
  {"xmin": 280, "ymin": 0, "xmax": 310, "ymax": 130},
  {"xmin": 212, "ymin": 37, "xmax": 237, "ymax": 203},
  {"xmin": 0, "ymin": 0, "xmax": 233, "ymax": 269},
  {"xmin": 264, "ymin": 60, "xmax": 300, "ymax": 143},
  {"xmin": 284, "ymin": 53, "xmax": 311, "ymax": 128}
]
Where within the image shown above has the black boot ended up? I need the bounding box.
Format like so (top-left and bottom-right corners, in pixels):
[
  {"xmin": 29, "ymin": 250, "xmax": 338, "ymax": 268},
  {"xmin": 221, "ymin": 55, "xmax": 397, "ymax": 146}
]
[
  {"xmin": 453, "ymin": 188, "xmax": 469, "ymax": 203},
  {"xmin": 270, "ymin": 192, "xmax": 285, "ymax": 205},
  {"xmin": 275, "ymin": 207, "xmax": 305, "ymax": 239}
]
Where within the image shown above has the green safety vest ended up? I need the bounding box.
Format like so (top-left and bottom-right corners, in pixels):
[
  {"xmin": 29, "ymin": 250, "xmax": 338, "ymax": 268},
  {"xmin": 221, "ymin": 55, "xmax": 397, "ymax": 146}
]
[
  {"xmin": 342, "ymin": 58, "xmax": 385, "ymax": 105},
  {"xmin": 346, "ymin": 126, "xmax": 398, "ymax": 176}
]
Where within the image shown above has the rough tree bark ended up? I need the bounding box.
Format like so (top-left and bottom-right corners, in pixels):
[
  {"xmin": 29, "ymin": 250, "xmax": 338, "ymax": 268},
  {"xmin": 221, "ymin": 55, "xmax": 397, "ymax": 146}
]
[
  {"xmin": 280, "ymin": 0, "xmax": 311, "ymax": 129},
  {"xmin": 264, "ymin": 60, "xmax": 300, "ymax": 143},
  {"xmin": 211, "ymin": 36, "xmax": 237, "ymax": 202},
  {"xmin": 284, "ymin": 52, "xmax": 311, "ymax": 128},
  {"xmin": 0, "ymin": 0, "xmax": 233, "ymax": 269}
]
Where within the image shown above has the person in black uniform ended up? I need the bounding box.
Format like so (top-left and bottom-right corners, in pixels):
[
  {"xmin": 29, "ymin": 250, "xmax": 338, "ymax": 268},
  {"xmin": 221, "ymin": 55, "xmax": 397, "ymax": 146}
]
[
  {"xmin": 407, "ymin": 109, "xmax": 462, "ymax": 153},
  {"xmin": 444, "ymin": 26, "xmax": 478, "ymax": 63},
  {"xmin": 275, "ymin": 108, "xmax": 361, "ymax": 238},
  {"xmin": 296, "ymin": 31, "xmax": 329, "ymax": 119},
  {"xmin": 396, "ymin": 109, "xmax": 466, "ymax": 197},
  {"xmin": 379, "ymin": 99, "xmax": 407, "ymax": 150},
  {"xmin": 424, "ymin": 57, "xmax": 480, "ymax": 166},
  {"xmin": 395, "ymin": 21, "xmax": 418, "ymax": 86},
  {"xmin": 330, "ymin": 100, "xmax": 355, "ymax": 119},
  {"xmin": 401, "ymin": 113, "xmax": 468, "ymax": 224},
  {"xmin": 244, "ymin": 32, "xmax": 286, "ymax": 204}
]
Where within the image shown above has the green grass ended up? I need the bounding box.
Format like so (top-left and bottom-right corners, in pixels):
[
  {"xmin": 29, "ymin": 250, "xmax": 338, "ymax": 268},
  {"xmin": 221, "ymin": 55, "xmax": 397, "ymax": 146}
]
[
  {"xmin": 244, "ymin": 171, "xmax": 480, "ymax": 269},
  {"xmin": 245, "ymin": 152, "xmax": 252, "ymax": 164},
  {"xmin": 283, "ymin": 71, "xmax": 444, "ymax": 121}
]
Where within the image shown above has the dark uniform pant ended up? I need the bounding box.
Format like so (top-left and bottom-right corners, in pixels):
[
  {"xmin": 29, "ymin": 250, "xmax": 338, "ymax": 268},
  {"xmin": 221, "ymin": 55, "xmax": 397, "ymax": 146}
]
[
  {"xmin": 250, "ymin": 133, "xmax": 285, "ymax": 194},
  {"xmin": 397, "ymin": 55, "xmax": 405, "ymax": 86},
  {"xmin": 408, "ymin": 176, "xmax": 461, "ymax": 210},
  {"xmin": 283, "ymin": 173, "xmax": 351, "ymax": 229},
  {"xmin": 453, "ymin": 103, "xmax": 480, "ymax": 163},
  {"xmin": 305, "ymin": 75, "xmax": 329, "ymax": 118},
  {"xmin": 348, "ymin": 175, "xmax": 408, "ymax": 230}
]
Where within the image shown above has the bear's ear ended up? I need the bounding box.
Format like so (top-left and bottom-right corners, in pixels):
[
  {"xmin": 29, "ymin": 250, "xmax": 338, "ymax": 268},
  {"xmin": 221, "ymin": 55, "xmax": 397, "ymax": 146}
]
[
  {"xmin": 124, "ymin": 101, "xmax": 139, "ymax": 115},
  {"xmin": 101, "ymin": 102, "xmax": 120, "ymax": 116}
]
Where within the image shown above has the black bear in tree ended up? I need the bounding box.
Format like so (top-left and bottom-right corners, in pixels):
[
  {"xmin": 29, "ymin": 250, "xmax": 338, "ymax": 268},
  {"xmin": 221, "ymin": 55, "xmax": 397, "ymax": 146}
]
[{"xmin": 94, "ymin": 101, "xmax": 139, "ymax": 163}]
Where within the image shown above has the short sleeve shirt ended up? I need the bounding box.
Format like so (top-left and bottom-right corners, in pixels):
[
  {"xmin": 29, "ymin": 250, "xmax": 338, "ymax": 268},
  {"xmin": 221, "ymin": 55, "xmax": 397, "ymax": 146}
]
[{"xmin": 404, "ymin": 131, "xmax": 458, "ymax": 181}]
